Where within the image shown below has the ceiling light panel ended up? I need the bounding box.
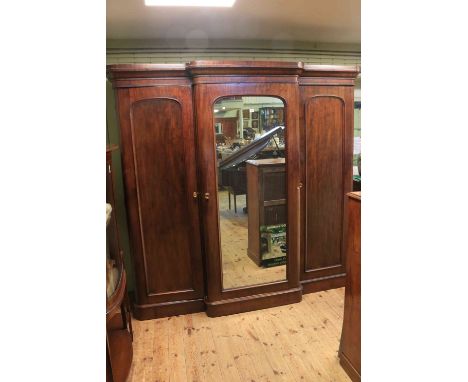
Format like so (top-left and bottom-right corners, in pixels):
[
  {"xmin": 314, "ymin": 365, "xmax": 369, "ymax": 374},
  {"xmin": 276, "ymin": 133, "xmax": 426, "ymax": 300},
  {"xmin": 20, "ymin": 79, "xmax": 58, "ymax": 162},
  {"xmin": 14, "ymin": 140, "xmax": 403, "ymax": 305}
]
[{"xmin": 145, "ymin": 0, "xmax": 236, "ymax": 7}]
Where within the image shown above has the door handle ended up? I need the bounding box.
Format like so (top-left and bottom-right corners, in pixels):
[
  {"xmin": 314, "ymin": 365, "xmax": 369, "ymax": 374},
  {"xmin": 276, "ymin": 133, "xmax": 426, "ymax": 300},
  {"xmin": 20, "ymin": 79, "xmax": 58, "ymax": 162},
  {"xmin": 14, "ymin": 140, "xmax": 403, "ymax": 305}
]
[
  {"xmin": 193, "ymin": 192, "xmax": 199, "ymax": 199},
  {"xmin": 204, "ymin": 193, "xmax": 210, "ymax": 200}
]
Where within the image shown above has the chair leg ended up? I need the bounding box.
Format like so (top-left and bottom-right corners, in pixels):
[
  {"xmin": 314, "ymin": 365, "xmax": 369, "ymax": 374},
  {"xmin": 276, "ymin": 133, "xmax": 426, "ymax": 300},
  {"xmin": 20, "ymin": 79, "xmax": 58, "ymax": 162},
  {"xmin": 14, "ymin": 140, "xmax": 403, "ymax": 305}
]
[
  {"xmin": 228, "ymin": 191, "xmax": 231, "ymax": 210},
  {"xmin": 234, "ymin": 193, "xmax": 237, "ymax": 213}
]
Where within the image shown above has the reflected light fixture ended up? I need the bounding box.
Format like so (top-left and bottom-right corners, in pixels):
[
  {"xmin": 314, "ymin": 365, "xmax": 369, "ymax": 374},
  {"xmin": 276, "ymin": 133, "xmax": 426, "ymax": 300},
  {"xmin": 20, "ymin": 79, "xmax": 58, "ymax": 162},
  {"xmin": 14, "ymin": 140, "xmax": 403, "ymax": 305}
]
[
  {"xmin": 214, "ymin": 109, "xmax": 219, "ymax": 113},
  {"xmin": 145, "ymin": 0, "xmax": 236, "ymax": 6}
]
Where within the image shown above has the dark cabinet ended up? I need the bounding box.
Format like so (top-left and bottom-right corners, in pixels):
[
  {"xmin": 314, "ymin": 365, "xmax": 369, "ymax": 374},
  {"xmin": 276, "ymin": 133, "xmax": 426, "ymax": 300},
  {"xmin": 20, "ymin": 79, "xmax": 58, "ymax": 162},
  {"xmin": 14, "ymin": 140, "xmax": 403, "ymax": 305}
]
[
  {"xmin": 107, "ymin": 61, "xmax": 360, "ymax": 320},
  {"xmin": 246, "ymin": 158, "xmax": 286, "ymax": 266}
]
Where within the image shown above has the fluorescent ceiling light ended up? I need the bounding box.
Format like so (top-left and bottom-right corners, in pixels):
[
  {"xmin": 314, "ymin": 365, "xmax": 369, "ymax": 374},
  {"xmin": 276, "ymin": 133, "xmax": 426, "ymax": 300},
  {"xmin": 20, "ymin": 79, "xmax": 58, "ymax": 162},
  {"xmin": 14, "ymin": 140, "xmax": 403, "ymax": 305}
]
[
  {"xmin": 145, "ymin": 0, "xmax": 236, "ymax": 7},
  {"xmin": 214, "ymin": 109, "xmax": 219, "ymax": 113}
]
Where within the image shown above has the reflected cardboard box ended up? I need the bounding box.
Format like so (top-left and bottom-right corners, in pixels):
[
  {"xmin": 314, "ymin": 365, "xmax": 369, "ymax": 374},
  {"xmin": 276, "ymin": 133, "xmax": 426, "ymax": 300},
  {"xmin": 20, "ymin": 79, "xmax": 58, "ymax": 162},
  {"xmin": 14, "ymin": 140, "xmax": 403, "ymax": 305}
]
[{"xmin": 260, "ymin": 224, "xmax": 287, "ymax": 268}]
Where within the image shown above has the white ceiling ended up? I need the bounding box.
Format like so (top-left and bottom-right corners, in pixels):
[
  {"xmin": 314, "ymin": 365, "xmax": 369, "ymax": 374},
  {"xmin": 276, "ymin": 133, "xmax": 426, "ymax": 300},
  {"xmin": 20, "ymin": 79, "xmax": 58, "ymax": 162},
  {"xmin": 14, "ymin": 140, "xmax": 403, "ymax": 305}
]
[{"xmin": 107, "ymin": 0, "xmax": 360, "ymax": 44}]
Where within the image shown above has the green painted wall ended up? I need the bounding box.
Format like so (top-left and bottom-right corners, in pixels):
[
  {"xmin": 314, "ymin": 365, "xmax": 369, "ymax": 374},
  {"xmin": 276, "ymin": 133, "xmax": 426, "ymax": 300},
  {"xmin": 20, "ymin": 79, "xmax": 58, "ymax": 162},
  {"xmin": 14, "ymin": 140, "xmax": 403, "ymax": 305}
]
[
  {"xmin": 106, "ymin": 40, "xmax": 361, "ymax": 292},
  {"xmin": 354, "ymin": 107, "xmax": 361, "ymax": 166},
  {"xmin": 107, "ymin": 39, "xmax": 361, "ymax": 65}
]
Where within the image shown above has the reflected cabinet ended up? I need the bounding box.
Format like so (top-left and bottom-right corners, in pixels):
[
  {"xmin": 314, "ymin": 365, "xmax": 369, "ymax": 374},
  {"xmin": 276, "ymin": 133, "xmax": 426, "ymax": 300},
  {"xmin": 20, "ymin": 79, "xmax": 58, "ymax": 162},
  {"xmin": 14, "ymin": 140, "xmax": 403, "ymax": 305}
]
[{"xmin": 107, "ymin": 61, "xmax": 359, "ymax": 319}]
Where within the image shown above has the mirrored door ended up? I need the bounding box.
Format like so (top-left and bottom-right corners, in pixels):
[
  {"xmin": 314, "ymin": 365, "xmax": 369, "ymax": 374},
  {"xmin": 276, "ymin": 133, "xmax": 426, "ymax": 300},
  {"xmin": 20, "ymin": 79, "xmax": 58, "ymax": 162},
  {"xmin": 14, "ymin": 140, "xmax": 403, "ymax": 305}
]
[{"xmin": 213, "ymin": 96, "xmax": 287, "ymax": 290}]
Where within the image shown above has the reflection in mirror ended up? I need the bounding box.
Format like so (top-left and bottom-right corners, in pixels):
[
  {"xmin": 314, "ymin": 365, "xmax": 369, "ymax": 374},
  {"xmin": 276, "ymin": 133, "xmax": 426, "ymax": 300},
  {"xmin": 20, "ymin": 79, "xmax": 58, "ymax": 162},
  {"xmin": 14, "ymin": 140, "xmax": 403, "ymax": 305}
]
[{"xmin": 214, "ymin": 96, "xmax": 287, "ymax": 290}]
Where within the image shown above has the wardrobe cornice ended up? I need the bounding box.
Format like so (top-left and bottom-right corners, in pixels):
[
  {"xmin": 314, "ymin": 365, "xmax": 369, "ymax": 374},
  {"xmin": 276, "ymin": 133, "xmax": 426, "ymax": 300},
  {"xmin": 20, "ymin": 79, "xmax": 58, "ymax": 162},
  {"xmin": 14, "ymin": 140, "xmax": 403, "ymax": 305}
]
[{"xmin": 107, "ymin": 61, "xmax": 360, "ymax": 83}]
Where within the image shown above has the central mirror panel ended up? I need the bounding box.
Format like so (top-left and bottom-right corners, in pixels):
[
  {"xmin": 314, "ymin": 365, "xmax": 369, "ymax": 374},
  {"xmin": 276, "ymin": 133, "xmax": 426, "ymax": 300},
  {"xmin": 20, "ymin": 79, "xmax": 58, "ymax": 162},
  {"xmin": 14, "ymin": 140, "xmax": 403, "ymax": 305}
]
[{"xmin": 214, "ymin": 96, "xmax": 287, "ymax": 290}]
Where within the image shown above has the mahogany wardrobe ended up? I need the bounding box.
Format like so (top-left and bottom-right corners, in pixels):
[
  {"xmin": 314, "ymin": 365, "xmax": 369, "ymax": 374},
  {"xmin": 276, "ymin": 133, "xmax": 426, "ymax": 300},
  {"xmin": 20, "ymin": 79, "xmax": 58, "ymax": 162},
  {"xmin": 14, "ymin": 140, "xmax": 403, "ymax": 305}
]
[{"xmin": 107, "ymin": 61, "xmax": 360, "ymax": 320}]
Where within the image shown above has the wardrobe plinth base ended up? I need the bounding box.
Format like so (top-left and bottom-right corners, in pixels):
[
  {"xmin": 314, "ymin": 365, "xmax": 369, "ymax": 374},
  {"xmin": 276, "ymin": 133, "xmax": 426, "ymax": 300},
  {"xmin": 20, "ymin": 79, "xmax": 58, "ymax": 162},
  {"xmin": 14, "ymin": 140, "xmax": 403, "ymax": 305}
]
[
  {"xmin": 205, "ymin": 287, "xmax": 302, "ymax": 317},
  {"xmin": 301, "ymin": 274, "xmax": 346, "ymax": 294},
  {"xmin": 132, "ymin": 299, "xmax": 205, "ymax": 320}
]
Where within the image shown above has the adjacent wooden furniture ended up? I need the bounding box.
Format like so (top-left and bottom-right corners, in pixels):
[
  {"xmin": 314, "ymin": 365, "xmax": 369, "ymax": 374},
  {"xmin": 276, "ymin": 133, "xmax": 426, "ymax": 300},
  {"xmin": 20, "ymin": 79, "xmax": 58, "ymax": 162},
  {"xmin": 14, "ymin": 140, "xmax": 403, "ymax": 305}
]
[
  {"xmin": 339, "ymin": 192, "xmax": 361, "ymax": 382},
  {"xmin": 107, "ymin": 61, "xmax": 360, "ymax": 320},
  {"xmin": 106, "ymin": 145, "xmax": 133, "ymax": 382},
  {"xmin": 299, "ymin": 65, "xmax": 358, "ymax": 293},
  {"xmin": 246, "ymin": 158, "xmax": 286, "ymax": 266}
]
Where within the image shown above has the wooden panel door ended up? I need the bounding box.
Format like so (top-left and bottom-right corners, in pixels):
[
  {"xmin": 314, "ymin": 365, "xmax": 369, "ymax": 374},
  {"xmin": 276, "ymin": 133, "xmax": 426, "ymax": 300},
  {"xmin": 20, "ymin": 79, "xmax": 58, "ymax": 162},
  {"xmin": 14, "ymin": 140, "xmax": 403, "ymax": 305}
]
[
  {"xmin": 299, "ymin": 85, "xmax": 355, "ymax": 293},
  {"xmin": 115, "ymin": 84, "xmax": 205, "ymax": 319}
]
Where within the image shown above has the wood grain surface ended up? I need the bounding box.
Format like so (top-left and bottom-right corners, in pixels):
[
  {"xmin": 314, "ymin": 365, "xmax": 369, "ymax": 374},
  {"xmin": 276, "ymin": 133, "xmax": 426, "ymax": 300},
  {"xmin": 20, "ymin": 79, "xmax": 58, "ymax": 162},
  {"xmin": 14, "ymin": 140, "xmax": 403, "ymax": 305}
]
[{"xmin": 127, "ymin": 288, "xmax": 351, "ymax": 382}]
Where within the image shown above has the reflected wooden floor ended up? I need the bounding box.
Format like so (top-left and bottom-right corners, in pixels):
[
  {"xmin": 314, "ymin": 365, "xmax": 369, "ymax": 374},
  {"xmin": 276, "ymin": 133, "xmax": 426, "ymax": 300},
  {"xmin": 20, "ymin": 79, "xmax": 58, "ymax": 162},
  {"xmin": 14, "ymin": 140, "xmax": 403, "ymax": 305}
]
[
  {"xmin": 127, "ymin": 288, "xmax": 350, "ymax": 382},
  {"xmin": 218, "ymin": 190, "xmax": 286, "ymax": 289}
]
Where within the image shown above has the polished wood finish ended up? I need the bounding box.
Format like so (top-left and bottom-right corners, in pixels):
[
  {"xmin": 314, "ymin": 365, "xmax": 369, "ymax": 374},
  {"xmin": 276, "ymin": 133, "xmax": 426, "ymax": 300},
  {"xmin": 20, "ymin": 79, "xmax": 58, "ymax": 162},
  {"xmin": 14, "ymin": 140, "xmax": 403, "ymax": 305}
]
[
  {"xmin": 299, "ymin": 67, "xmax": 358, "ymax": 293},
  {"xmin": 246, "ymin": 158, "xmax": 286, "ymax": 266},
  {"xmin": 107, "ymin": 328, "xmax": 133, "ymax": 382},
  {"xmin": 130, "ymin": 99, "xmax": 195, "ymax": 295},
  {"xmin": 340, "ymin": 192, "xmax": 361, "ymax": 382},
  {"xmin": 187, "ymin": 60, "xmax": 303, "ymax": 77},
  {"xmin": 191, "ymin": 63, "xmax": 302, "ymax": 317},
  {"xmin": 110, "ymin": 75, "xmax": 205, "ymax": 320},
  {"xmin": 107, "ymin": 61, "xmax": 360, "ymax": 319},
  {"xmin": 107, "ymin": 272, "xmax": 133, "ymax": 382}
]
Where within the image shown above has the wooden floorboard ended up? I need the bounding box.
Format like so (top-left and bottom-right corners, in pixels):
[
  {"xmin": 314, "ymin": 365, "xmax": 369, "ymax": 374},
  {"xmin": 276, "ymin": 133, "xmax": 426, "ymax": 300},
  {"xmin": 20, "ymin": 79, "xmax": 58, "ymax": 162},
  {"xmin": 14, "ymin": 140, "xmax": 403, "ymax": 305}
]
[{"xmin": 127, "ymin": 288, "xmax": 351, "ymax": 382}]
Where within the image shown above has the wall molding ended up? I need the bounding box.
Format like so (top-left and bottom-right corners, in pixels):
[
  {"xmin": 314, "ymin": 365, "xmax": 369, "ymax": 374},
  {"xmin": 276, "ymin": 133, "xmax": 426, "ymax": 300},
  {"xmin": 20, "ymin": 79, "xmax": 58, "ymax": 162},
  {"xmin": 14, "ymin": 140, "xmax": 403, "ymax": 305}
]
[{"xmin": 106, "ymin": 39, "xmax": 361, "ymax": 67}]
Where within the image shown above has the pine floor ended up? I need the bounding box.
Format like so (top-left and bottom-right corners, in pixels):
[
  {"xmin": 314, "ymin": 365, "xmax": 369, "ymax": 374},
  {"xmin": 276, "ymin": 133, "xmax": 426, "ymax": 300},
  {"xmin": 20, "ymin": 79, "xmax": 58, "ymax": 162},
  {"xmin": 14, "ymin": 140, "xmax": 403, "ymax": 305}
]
[
  {"xmin": 127, "ymin": 288, "xmax": 351, "ymax": 382},
  {"xmin": 219, "ymin": 190, "xmax": 286, "ymax": 289}
]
